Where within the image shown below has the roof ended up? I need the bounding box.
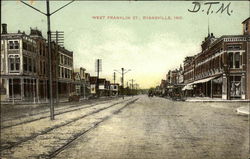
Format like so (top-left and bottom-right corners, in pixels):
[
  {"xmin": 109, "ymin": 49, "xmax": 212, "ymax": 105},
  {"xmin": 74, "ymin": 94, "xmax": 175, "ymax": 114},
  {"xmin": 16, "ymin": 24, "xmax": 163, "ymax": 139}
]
[
  {"xmin": 242, "ymin": 17, "xmax": 250, "ymax": 24},
  {"xmin": 30, "ymin": 28, "xmax": 43, "ymax": 37}
]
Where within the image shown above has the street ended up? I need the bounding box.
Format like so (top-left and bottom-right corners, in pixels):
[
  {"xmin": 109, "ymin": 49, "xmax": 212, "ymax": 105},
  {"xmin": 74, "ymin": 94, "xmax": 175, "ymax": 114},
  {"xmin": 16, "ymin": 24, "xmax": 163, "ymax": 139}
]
[{"xmin": 1, "ymin": 95, "xmax": 249, "ymax": 159}]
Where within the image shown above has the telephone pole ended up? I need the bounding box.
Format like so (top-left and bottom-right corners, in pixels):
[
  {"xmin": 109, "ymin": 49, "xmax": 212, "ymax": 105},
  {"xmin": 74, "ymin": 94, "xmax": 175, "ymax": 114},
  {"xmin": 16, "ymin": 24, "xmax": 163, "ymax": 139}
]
[
  {"xmin": 95, "ymin": 59, "xmax": 102, "ymax": 97},
  {"xmin": 51, "ymin": 31, "xmax": 64, "ymax": 104},
  {"xmin": 113, "ymin": 72, "xmax": 116, "ymax": 84},
  {"xmin": 114, "ymin": 68, "xmax": 131, "ymax": 99},
  {"xmin": 20, "ymin": 0, "xmax": 75, "ymax": 120},
  {"xmin": 46, "ymin": 0, "xmax": 54, "ymax": 120}
]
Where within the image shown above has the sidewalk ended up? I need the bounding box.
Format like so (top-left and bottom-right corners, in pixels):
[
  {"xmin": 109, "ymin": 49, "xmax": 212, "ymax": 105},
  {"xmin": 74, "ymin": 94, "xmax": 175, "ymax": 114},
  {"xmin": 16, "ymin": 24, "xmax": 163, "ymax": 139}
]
[
  {"xmin": 0, "ymin": 96, "xmax": 121, "ymax": 114},
  {"xmin": 0, "ymin": 97, "xmax": 69, "ymax": 105},
  {"xmin": 185, "ymin": 97, "xmax": 250, "ymax": 102}
]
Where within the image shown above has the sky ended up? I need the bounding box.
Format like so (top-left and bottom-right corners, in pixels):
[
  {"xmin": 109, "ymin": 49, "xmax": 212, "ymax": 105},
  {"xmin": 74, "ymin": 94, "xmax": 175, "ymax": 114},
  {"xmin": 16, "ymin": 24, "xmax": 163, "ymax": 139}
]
[{"xmin": 2, "ymin": 1, "xmax": 249, "ymax": 88}]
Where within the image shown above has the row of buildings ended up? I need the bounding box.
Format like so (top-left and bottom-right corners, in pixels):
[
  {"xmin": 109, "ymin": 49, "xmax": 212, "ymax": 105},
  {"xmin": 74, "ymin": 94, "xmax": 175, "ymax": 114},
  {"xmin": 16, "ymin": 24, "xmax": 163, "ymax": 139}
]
[
  {"xmin": 158, "ymin": 17, "xmax": 250, "ymax": 100},
  {"xmin": 0, "ymin": 24, "xmax": 119, "ymax": 103}
]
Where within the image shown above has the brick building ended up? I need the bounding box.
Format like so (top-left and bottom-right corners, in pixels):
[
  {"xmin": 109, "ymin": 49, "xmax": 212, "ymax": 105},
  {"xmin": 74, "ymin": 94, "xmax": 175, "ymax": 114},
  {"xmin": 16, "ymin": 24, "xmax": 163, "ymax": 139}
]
[
  {"xmin": 56, "ymin": 44, "xmax": 74, "ymax": 98},
  {"xmin": 183, "ymin": 17, "xmax": 250, "ymax": 100},
  {"xmin": 29, "ymin": 28, "xmax": 48, "ymax": 102},
  {"xmin": 0, "ymin": 24, "xmax": 75, "ymax": 103}
]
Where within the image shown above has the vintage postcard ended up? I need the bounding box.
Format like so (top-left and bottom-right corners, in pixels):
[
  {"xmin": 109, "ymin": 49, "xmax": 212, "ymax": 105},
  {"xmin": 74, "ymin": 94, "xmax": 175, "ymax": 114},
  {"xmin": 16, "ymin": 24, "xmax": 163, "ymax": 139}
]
[{"xmin": 0, "ymin": 0, "xmax": 250, "ymax": 159}]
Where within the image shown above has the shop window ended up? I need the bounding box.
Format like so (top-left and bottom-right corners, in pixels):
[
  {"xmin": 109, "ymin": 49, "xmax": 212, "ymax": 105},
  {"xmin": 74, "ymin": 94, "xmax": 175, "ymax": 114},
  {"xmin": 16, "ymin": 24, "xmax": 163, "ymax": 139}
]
[
  {"xmin": 9, "ymin": 79, "xmax": 21, "ymax": 99},
  {"xmin": 230, "ymin": 76, "xmax": 241, "ymax": 97}
]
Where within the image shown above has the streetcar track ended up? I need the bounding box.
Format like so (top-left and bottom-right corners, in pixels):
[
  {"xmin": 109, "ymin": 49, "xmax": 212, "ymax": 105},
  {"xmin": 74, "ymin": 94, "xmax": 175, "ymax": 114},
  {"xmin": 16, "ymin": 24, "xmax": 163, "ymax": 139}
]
[
  {"xmin": 45, "ymin": 98, "xmax": 138, "ymax": 159},
  {"xmin": 0, "ymin": 98, "xmax": 133, "ymax": 151},
  {"xmin": 1, "ymin": 99, "xmax": 119, "ymax": 129},
  {"xmin": 1, "ymin": 98, "xmax": 117, "ymax": 122}
]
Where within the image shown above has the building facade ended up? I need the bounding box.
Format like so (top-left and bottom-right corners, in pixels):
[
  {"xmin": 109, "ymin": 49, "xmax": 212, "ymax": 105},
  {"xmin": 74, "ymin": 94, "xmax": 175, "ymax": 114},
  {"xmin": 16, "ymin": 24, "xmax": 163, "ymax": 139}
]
[
  {"xmin": 1, "ymin": 24, "xmax": 40, "ymax": 102},
  {"xmin": 0, "ymin": 24, "xmax": 76, "ymax": 103},
  {"xmin": 183, "ymin": 17, "xmax": 250, "ymax": 100},
  {"xmin": 29, "ymin": 28, "xmax": 49, "ymax": 102}
]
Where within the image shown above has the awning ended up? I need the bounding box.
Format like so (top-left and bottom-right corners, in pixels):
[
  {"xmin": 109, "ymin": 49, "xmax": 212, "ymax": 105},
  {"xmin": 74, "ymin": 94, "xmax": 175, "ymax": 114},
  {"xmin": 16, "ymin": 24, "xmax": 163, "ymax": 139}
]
[
  {"xmin": 192, "ymin": 76, "xmax": 218, "ymax": 84},
  {"xmin": 182, "ymin": 75, "xmax": 220, "ymax": 91},
  {"xmin": 182, "ymin": 84, "xmax": 193, "ymax": 91}
]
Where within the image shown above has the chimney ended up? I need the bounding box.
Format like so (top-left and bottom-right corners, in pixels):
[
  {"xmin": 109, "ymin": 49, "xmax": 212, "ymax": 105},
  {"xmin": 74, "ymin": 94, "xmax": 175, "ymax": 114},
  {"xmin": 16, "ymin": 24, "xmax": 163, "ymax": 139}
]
[{"xmin": 2, "ymin": 23, "xmax": 7, "ymax": 34}]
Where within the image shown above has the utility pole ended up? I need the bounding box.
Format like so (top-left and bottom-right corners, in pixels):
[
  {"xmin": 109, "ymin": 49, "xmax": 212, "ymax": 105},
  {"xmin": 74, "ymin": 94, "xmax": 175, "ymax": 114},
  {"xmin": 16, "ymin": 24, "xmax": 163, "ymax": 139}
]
[
  {"xmin": 113, "ymin": 72, "xmax": 116, "ymax": 84},
  {"xmin": 97, "ymin": 59, "xmax": 99, "ymax": 97},
  {"xmin": 46, "ymin": 0, "xmax": 54, "ymax": 120},
  {"xmin": 114, "ymin": 68, "xmax": 131, "ymax": 99},
  {"xmin": 20, "ymin": 0, "xmax": 75, "ymax": 120},
  {"xmin": 95, "ymin": 59, "xmax": 102, "ymax": 97},
  {"xmin": 52, "ymin": 31, "xmax": 64, "ymax": 104}
]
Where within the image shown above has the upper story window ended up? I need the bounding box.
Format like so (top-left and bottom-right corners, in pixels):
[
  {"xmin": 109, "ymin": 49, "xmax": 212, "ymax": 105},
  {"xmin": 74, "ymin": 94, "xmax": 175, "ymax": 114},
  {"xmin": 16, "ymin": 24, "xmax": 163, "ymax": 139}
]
[
  {"xmin": 33, "ymin": 59, "xmax": 36, "ymax": 73},
  {"xmin": 245, "ymin": 22, "xmax": 248, "ymax": 32},
  {"xmin": 39, "ymin": 43, "xmax": 42, "ymax": 55},
  {"xmin": 226, "ymin": 44, "xmax": 241, "ymax": 50},
  {"xmin": 43, "ymin": 61, "xmax": 46, "ymax": 75},
  {"xmin": 23, "ymin": 42, "xmax": 27, "ymax": 50},
  {"xmin": 228, "ymin": 52, "xmax": 234, "ymax": 68},
  {"xmin": 228, "ymin": 52, "xmax": 241, "ymax": 69},
  {"xmin": 8, "ymin": 55, "xmax": 20, "ymax": 73},
  {"xmin": 23, "ymin": 56, "xmax": 28, "ymax": 72},
  {"xmin": 9, "ymin": 40, "xmax": 19, "ymax": 50},
  {"xmin": 60, "ymin": 54, "xmax": 64, "ymax": 64},
  {"xmin": 235, "ymin": 52, "xmax": 240, "ymax": 68},
  {"xmin": 28, "ymin": 58, "xmax": 32, "ymax": 72},
  {"xmin": 64, "ymin": 56, "xmax": 68, "ymax": 65}
]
